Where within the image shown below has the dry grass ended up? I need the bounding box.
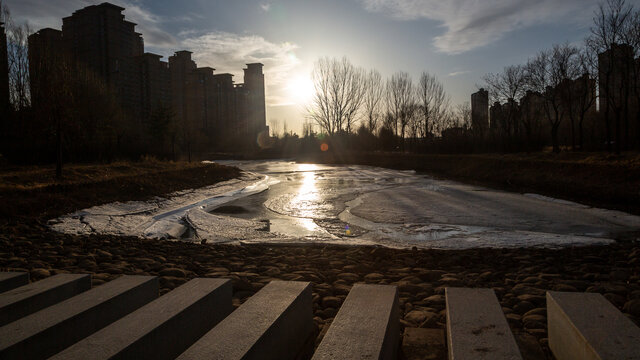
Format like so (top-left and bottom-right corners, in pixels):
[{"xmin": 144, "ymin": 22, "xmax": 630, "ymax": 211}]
[
  {"xmin": 0, "ymin": 161, "xmax": 207, "ymax": 191},
  {"xmin": 0, "ymin": 161, "xmax": 241, "ymax": 221}
]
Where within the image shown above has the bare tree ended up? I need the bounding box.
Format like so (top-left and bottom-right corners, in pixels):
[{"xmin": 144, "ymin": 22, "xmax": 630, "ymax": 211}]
[
  {"xmin": 417, "ymin": 72, "xmax": 448, "ymax": 140},
  {"xmin": 3, "ymin": 4, "xmax": 31, "ymax": 110},
  {"xmin": 308, "ymin": 57, "xmax": 366, "ymax": 135},
  {"xmin": 387, "ymin": 72, "xmax": 414, "ymax": 148},
  {"xmin": 586, "ymin": 0, "xmax": 634, "ymax": 153},
  {"xmin": 483, "ymin": 65, "xmax": 527, "ymax": 136},
  {"xmin": 455, "ymin": 102, "xmax": 472, "ymax": 129},
  {"xmin": 527, "ymin": 44, "xmax": 580, "ymax": 153},
  {"xmin": 362, "ymin": 69, "xmax": 384, "ymax": 133},
  {"xmin": 564, "ymin": 49, "xmax": 599, "ymax": 150}
]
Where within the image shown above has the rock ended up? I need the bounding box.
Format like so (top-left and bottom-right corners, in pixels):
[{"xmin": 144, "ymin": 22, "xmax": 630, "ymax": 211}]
[
  {"xmin": 159, "ymin": 267, "xmax": 187, "ymax": 277},
  {"xmin": 514, "ymin": 301, "xmax": 535, "ymax": 314},
  {"xmin": 623, "ymin": 299, "xmax": 640, "ymax": 317},
  {"xmin": 337, "ymin": 273, "xmax": 359, "ymax": 282},
  {"xmin": 320, "ymin": 307, "xmax": 338, "ymax": 319},
  {"xmin": 505, "ymin": 313, "xmax": 522, "ymax": 327},
  {"xmin": 419, "ymin": 270, "xmax": 447, "ymax": 282},
  {"xmin": 609, "ymin": 269, "xmax": 631, "ymax": 281},
  {"xmin": 404, "ymin": 310, "xmax": 438, "ymax": 327},
  {"xmin": 333, "ymin": 283, "xmax": 352, "ymax": 296},
  {"xmin": 364, "ymin": 273, "xmax": 385, "ymax": 282},
  {"xmin": 402, "ymin": 328, "xmax": 446, "ymax": 360},
  {"xmin": 423, "ymin": 294, "xmax": 445, "ymax": 306},
  {"xmin": 397, "ymin": 281, "xmax": 424, "ymax": 294},
  {"xmin": 523, "ymin": 308, "xmax": 546, "ymax": 318},
  {"xmin": 95, "ymin": 249, "xmax": 112, "ymax": 259},
  {"xmin": 523, "ymin": 317, "xmax": 545, "ymax": 330},
  {"xmin": 400, "ymin": 275, "xmax": 423, "ymax": 284},
  {"xmin": 321, "ymin": 296, "xmax": 342, "ymax": 309},
  {"xmin": 513, "ymin": 331, "xmax": 546, "ymax": 360},
  {"xmin": 552, "ymin": 283, "xmax": 577, "ymax": 292},
  {"xmin": 604, "ymin": 292, "xmax": 627, "ymax": 307},
  {"xmin": 263, "ymin": 266, "xmax": 280, "ymax": 276},
  {"xmin": 517, "ymin": 294, "xmax": 545, "ymax": 305},
  {"xmin": 30, "ymin": 268, "xmax": 50, "ymax": 278}
]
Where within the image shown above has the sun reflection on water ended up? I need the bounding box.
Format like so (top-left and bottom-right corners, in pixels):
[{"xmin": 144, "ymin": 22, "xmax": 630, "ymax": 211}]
[{"xmin": 292, "ymin": 164, "xmax": 319, "ymax": 225}]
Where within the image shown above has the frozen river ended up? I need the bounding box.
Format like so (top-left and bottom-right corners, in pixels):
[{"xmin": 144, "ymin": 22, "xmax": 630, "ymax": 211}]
[{"xmin": 50, "ymin": 160, "xmax": 640, "ymax": 249}]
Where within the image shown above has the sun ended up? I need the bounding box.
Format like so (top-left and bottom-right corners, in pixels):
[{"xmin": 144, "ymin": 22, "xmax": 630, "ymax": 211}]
[{"xmin": 286, "ymin": 75, "xmax": 315, "ymax": 105}]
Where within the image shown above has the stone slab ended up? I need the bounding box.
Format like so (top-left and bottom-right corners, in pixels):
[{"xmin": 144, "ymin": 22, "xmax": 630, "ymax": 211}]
[
  {"xmin": 0, "ymin": 272, "xmax": 29, "ymax": 294},
  {"xmin": 0, "ymin": 275, "xmax": 158, "ymax": 359},
  {"xmin": 52, "ymin": 278, "xmax": 232, "ymax": 360},
  {"xmin": 178, "ymin": 280, "xmax": 313, "ymax": 360},
  {"xmin": 547, "ymin": 291, "xmax": 640, "ymax": 360},
  {"xmin": 446, "ymin": 287, "xmax": 522, "ymax": 360},
  {"xmin": 0, "ymin": 273, "xmax": 91, "ymax": 326},
  {"xmin": 312, "ymin": 283, "xmax": 399, "ymax": 360}
]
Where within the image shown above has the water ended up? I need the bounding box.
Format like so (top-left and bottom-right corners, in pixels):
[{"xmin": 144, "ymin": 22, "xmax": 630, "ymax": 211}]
[{"xmin": 49, "ymin": 160, "xmax": 640, "ymax": 249}]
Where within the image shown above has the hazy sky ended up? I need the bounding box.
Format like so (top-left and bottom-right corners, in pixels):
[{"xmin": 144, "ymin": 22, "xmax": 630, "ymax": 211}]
[{"xmin": 6, "ymin": 0, "xmax": 608, "ymax": 134}]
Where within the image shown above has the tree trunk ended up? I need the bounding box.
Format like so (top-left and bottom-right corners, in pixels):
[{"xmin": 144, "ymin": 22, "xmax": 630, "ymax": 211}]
[
  {"xmin": 551, "ymin": 123, "xmax": 560, "ymax": 154},
  {"xmin": 55, "ymin": 116, "xmax": 62, "ymax": 179}
]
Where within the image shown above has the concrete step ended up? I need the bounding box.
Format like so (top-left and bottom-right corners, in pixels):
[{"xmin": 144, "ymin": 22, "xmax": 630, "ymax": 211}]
[
  {"xmin": 0, "ymin": 272, "xmax": 29, "ymax": 294},
  {"xmin": 547, "ymin": 291, "xmax": 640, "ymax": 360},
  {"xmin": 52, "ymin": 278, "xmax": 232, "ymax": 360},
  {"xmin": 0, "ymin": 275, "xmax": 158, "ymax": 359},
  {"xmin": 0, "ymin": 273, "xmax": 91, "ymax": 327},
  {"xmin": 177, "ymin": 280, "xmax": 314, "ymax": 360},
  {"xmin": 312, "ymin": 283, "xmax": 399, "ymax": 360},
  {"xmin": 445, "ymin": 287, "xmax": 522, "ymax": 360}
]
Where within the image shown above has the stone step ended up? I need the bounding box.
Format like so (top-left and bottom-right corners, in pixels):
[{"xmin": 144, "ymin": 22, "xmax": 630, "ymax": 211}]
[
  {"xmin": 0, "ymin": 272, "xmax": 29, "ymax": 294},
  {"xmin": 445, "ymin": 287, "xmax": 522, "ymax": 360},
  {"xmin": 0, "ymin": 275, "xmax": 158, "ymax": 359},
  {"xmin": 547, "ymin": 291, "xmax": 640, "ymax": 360},
  {"xmin": 0, "ymin": 273, "xmax": 91, "ymax": 327},
  {"xmin": 312, "ymin": 283, "xmax": 399, "ymax": 360},
  {"xmin": 52, "ymin": 278, "xmax": 233, "ymax": 360},
  {"xmin": 177, "ymin": 280, "xmax": 313, "ymax": 360}
]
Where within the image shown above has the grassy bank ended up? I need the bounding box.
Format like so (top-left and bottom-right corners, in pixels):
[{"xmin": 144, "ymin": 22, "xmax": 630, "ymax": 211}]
[
  {"xmin": 298, "ymin": 151, "xmax": 640, "ymax": 215},
  {"xmin": 0, "ymin": 161, "xmax": 241, "ymax": 221}
]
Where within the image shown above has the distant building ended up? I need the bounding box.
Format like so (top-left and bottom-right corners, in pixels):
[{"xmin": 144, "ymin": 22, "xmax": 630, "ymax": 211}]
[
  {"xmin": 471, "ymin": 88, "xmax": 488, "ymax": 134},
  {"xmin": 27, "ymin": 28, "xmax": 64, "ymax": 107},
  {"xmin": 137, "ymin": 52, "xmax": 172, "ymax": 122},
  {"xmin": 598, "ymin": 43, "xmax": 634, "ymax": 116},
  {"xmin": 27, "ymin": 2, "xmax": 268, "ymax": 153},
  {"xmin": 62, "ymin": 3, "xmax": 144, "ymax": 121},
  {"xmin": 489, "ymin": 101, "xmax": 502, "ymax": 131}
]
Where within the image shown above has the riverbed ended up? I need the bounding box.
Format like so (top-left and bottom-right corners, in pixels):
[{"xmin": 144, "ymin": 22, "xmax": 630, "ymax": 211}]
[{"xmin": 49, "ymin": 160, "xmax": 640, "ymax": 249}]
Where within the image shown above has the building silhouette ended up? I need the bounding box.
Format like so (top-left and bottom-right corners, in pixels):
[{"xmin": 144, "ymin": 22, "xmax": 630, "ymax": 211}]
[
  {"xmin": 27, "ymin": 2, "xmax": 267, "ymax": 154},
  {"xmin": 470, "ymin": 88, "xmax": 488, "ymax": 134}
]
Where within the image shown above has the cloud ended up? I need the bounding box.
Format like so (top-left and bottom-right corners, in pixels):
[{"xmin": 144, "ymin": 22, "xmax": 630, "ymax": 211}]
[
  {"xmin": 448, "ymin": 70, "xmax": 470, "ymax": 77},
  {"xmin": 359, "ymin": 0, "xmax": 600, "ymax": 54},
  {"xmin": 4, "ymin": 0, "xmax": 177, "ymax": 48},
  {"xmin": 181, "ymin": 31, "xmax": 301, "ymax": 105},
  {"xmin": 260, "ymin": 3, "xmax": 272, "ymax": 12}
]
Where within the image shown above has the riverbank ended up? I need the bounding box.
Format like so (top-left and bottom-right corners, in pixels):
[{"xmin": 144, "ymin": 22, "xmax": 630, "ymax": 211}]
[
  {"xmin": 1, "ymin": 160, "xmax": 639, "ymax": 359},
  {"xmin": 298, "ymin": 151, "xmax": 640, "ymax": 216},
  {"xmin": 0, "ymin": 161, "xmax": 241, "ymax": 221}
]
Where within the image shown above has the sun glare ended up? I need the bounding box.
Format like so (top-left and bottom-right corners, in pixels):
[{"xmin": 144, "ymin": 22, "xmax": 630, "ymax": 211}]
[{"xmin": 287, "ymin": 75, "xmax": 315, "ymax": 105}]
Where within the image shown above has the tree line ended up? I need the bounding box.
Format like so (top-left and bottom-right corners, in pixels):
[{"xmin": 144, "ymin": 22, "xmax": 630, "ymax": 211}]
[{"xmin": 306, "ymin": 0, "xmax": 640, "ymax": 155}]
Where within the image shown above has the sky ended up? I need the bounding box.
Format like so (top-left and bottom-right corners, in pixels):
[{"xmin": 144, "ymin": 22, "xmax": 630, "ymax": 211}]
[{"xmin": 5, "ymin": 0, "xmax": 613, "ymax": 134}]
